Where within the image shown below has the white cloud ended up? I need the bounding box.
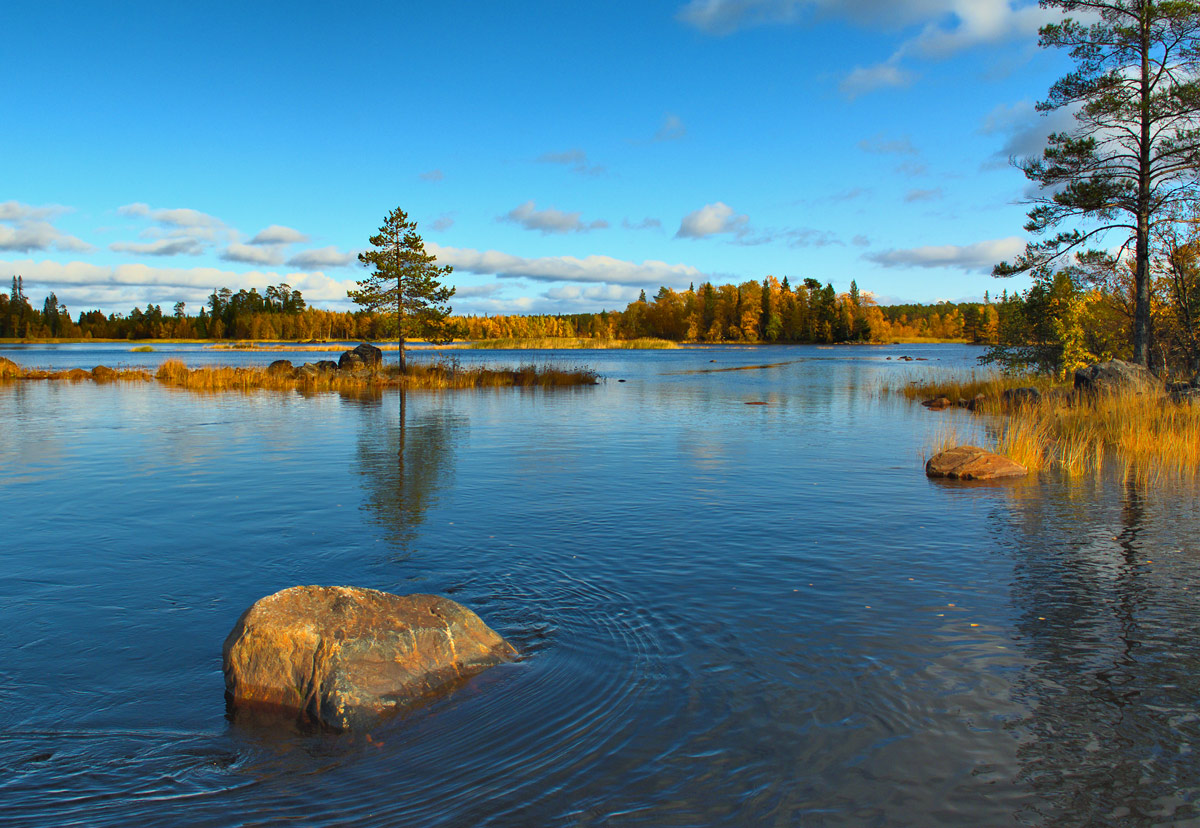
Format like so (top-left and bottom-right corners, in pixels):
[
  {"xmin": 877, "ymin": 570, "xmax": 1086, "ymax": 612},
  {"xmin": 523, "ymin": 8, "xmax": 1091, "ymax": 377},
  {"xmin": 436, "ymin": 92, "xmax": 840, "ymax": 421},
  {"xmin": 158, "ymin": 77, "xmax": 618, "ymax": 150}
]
[
  {"xmin": 220, "ymin": 242, "xmax": 285, "ymax": 265},
  {"xmin": 676, "ymin": 202, "xmax": 750, "ymax": 239},
  {"xmin": 865, "ymin": 235, "xmax": 1026, "ymax": 271},
  {"xmin": 0, "ymin": 201, "xmax": 92, "ymax": 253},
  {"xmin": 655, "ymin": 113, "xmax": 687, "ymax": 141},
  {"xmin": 544, "ymin": 284, "xmax": 640, "ymax": 303},
  {"xmin": 112, "ymin": 202, "xmax": 231, "ymax": 256},
  {"xmin": 676, "ymin": 1, "xmax": 1056, "ymax": 98},
  {"xmin": 248, "ymin": 225, "xmax": 309, "ymax": 245},
  {"xmin": 287, "ymin": 246, "xmax": 358, "ymax": 269},
  {"xmin": 0, "ymin": 258, "xmax": 359, "ymax": 309},
  {"xmin": 500, "ymin": 201, "xmax": 608, "ymax": 234},
  {"xmin": 426, "ymin": 242, "xmax": 708, "ymax": 287}
]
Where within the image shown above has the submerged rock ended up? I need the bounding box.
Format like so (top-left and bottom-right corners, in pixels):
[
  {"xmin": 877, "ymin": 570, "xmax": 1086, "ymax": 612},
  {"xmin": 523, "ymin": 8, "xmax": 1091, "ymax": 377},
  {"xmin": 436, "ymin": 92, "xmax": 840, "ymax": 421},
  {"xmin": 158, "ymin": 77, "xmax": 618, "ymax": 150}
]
[
  {"xmin": 339, "ymin": 342, "xmax": 382, "ymax": 371},
  {"xmin": 921, "ymin": 396, "xmax": 952, "ymax": 409},
  {"xmin": 925, "ymin": 445, "xmax": 1027, "ymax": 481},
  {"xmin": 1074, "ymin": 359, "xmax": 1156, "ymax": 394},
  {"xmin": 223, "ymin": 585, "xmax": 517, "ymax": 730}
]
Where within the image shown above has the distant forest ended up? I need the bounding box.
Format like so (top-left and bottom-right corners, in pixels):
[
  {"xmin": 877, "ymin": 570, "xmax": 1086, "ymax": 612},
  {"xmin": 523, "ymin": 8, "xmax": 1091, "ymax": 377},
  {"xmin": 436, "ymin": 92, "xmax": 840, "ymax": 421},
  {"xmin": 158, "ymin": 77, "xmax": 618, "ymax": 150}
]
[{"xmin": 0, "ymin": 275, "xmax": 1000, "ymax": 344}]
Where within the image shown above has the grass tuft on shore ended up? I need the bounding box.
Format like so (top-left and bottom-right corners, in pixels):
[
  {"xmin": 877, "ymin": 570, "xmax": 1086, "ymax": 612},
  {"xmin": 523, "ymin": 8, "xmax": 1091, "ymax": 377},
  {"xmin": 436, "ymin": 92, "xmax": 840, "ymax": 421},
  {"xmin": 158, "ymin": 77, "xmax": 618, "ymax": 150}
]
[{"xmin": 901, "ymin": 371, "xmax": 1200, "ymax": 478}]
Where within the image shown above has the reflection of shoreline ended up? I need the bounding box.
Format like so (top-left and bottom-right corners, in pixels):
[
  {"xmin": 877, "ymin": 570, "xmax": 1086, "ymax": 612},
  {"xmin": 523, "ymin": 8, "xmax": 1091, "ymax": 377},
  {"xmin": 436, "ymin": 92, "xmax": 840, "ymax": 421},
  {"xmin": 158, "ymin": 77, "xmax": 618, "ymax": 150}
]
[{"xmin": 998, "ymin": 472, "xmax": 1200, "ymax": 824}]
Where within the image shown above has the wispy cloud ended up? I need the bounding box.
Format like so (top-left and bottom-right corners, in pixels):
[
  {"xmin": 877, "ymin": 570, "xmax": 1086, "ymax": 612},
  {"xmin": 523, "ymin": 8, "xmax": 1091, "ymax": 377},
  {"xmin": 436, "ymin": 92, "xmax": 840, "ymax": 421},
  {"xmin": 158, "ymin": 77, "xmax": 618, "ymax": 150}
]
[
  {"xmin": 623, "ymin": 217, "xmax": 663, "ymax": 231},
  {"xmin": 858, "ymin": 134, "xmax": 918, "ymax": 155},
  {"xmin": 904, "ymin": 188, "xmax": 943, "ymax": 202},
  {"xmin": 536, "ymin": 148, "xmax": 606, "ymax": 176},
  {"xmin": 655, "ymin": 113, "xmax": 687, "ymax": 141},
  {"xmin": 420, "ymin": 169, "xmax": 445, "ymax": 182},
  {"xmin": 840, "ymin": 61, "xmax": 915, "ymax": 98}
]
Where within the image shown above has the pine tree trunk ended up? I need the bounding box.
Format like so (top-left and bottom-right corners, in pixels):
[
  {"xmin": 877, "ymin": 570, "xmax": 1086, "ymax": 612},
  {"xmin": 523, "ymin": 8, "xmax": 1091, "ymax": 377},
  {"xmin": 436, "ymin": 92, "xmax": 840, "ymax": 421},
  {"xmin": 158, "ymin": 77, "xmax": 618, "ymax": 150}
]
[{"xmin": 1134, "ymin": 5, "xmax": 1153, "ymax": 367}]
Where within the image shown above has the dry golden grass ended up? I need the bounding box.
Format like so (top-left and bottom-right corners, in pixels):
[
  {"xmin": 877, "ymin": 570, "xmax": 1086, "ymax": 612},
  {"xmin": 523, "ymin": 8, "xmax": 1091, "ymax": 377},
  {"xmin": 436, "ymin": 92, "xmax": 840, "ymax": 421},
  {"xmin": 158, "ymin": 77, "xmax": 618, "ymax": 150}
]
[
  {"xmin": 903, "ymin": 371, "xmax": 1200, "ymax": 478},
  {"xmin": 1, "ymin": 357, "xmax": 598, "ymax": 392},
  {"xmin": 154, "ymin": 358, "xmax": 598, "ymax": 392}
]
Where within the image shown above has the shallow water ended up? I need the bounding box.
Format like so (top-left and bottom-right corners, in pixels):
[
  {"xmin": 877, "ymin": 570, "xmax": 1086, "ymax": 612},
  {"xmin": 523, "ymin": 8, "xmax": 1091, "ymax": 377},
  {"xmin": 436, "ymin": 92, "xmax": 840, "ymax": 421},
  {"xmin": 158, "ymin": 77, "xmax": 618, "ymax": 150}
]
[{"xmin": 3, "ymin": 344, "xmax": 1199, "ymax": 826}]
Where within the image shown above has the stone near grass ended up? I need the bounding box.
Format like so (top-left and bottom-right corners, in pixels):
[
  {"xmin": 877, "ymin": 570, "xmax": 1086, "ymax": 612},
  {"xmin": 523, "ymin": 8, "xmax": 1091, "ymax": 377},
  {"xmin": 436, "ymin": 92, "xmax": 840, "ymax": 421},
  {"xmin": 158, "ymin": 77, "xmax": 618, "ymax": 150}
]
[
  {"xmin": 922, "ymin": 396, "xmax": 952, "ymax": 409},
  {"xmin": 314, "ymin": 359, "xmax": 338, "ymax": 372},
  {"xmin": 266, "ymin": 359, "xmax": 294, "ymax": 376},
  {"xmin": 0, "ymin": 356, "xmax": 21, "ymax": 377},
  {"xmin": 926, "ymin": 445, "xmax": 1028, "ymax": 481},
  {"xmin": 1074, "ymin": 359, "xmax": 1156, "ymax": 394},
  {"xmin": 1002, "ymin": 386, "xmax": 1041, "ymax": 405},
  {"xmin": 90, "ymin": 365, "xmax": 117, "ymax": 380},
  {"xmin": 223, "ymin": 585, "xmax": 517, "ymax": 730},
  {"xmin": 338, "ymin": 342, "xmax": 382, "ymax": 371}
]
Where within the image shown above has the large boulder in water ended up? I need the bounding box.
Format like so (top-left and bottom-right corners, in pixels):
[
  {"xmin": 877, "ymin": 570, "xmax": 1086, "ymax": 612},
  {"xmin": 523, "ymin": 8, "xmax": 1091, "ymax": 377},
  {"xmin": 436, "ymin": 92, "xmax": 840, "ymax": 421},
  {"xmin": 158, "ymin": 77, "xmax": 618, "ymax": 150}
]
[
  {"xmin": 925, "ymin": 445, "xmax": 1027, "ymax": 481},
  {"xmin": 266, "ymin": 359, "xmax": 294, "ymax": 377},
  {"xmin": 222, "ymin": 586, "xmax": 516, "ymax": 729},
  {"xmin": 338, "ymin": 342, "xmax": 382, "ymax": 371},
  {"xmin": 1074, "ymin": 359, "xmax": 1156, "ymax": 394}
]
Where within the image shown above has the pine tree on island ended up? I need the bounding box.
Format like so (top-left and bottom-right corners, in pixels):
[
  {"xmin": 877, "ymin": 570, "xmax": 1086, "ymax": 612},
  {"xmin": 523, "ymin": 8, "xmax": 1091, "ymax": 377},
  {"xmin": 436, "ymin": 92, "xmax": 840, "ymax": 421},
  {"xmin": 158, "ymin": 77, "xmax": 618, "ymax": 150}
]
[{"xmin": 349, "ymin": 207, "xmax": 455, "ymax": 374}]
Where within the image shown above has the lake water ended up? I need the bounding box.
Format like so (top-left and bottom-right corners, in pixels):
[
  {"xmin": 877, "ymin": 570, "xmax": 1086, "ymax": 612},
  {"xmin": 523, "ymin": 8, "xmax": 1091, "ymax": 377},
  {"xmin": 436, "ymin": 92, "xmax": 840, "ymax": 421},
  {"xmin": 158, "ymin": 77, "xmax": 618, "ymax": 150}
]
[{"xmin": 3, "ymin": 343, "xmax": 1200, "ymax": 826}]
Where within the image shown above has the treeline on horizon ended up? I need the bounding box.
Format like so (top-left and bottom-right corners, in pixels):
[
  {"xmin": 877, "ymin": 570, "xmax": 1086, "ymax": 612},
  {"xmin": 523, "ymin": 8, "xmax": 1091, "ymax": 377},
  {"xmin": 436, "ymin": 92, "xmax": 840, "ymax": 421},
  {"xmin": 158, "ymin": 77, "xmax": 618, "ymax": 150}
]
[{"xmin": 0, "ymin": 275, "xmax": 1003, "ymax": 344}]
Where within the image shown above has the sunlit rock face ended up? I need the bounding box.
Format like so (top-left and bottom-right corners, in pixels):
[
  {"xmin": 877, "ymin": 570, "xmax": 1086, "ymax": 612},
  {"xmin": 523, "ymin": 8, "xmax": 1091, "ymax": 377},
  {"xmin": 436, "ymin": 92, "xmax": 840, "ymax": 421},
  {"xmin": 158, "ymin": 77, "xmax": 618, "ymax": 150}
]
[
  {"xmin": 925, "ymin": 445, "xmax": 1027, "ymax": 481},
  {"xmin": 223, "ymin": 586, "xmax": 517, "ymax": 729}
]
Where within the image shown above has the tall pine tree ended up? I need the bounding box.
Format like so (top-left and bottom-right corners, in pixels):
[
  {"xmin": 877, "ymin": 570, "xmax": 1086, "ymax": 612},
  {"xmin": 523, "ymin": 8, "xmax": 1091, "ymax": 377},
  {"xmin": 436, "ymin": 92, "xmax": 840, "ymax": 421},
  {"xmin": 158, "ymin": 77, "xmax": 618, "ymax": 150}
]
[
  {"xmin": 995, "ymin": 0, "xmax": 1200, "ymax": 366},
  {"xmin": 349, "ymin": 208, "xmax": 455, "ymax": 373}
]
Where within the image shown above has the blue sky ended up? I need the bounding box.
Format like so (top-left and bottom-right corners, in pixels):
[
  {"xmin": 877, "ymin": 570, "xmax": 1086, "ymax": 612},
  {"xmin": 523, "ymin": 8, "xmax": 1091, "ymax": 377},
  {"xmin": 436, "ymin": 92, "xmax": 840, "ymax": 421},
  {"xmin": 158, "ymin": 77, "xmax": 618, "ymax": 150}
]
[{"xmin": 2, "ymin": 0, "xmax": 1075, "ymax": 316}]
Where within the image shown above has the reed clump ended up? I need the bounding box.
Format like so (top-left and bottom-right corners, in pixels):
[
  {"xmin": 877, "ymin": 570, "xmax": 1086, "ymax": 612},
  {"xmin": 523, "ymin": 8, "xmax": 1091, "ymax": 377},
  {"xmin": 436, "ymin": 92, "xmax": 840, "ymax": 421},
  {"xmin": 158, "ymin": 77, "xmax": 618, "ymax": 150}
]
[{"xmin": 904, "ymin": 371, "xmax": 1200, "ymax": 478}]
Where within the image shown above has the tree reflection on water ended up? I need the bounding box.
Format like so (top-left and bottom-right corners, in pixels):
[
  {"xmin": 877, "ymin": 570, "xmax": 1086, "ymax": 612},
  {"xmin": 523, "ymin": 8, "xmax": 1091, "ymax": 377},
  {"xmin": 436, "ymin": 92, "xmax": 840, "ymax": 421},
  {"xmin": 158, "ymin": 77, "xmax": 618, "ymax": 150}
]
[
  {"xmin": 1001, "ymin": 473, "xmax": 1200, "ymax": 825},
  {"xmin": 352, "ymin": 389, "xmax": 465, "ymax": 553}
]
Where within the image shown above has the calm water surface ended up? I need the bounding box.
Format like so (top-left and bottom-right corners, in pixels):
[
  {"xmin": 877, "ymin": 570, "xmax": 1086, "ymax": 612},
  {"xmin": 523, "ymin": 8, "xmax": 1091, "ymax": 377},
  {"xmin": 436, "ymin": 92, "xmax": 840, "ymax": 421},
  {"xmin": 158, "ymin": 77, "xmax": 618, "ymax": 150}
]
[{"xmin": 2, "ymin": 344, "xmax": 1199, "ymax": 826}]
